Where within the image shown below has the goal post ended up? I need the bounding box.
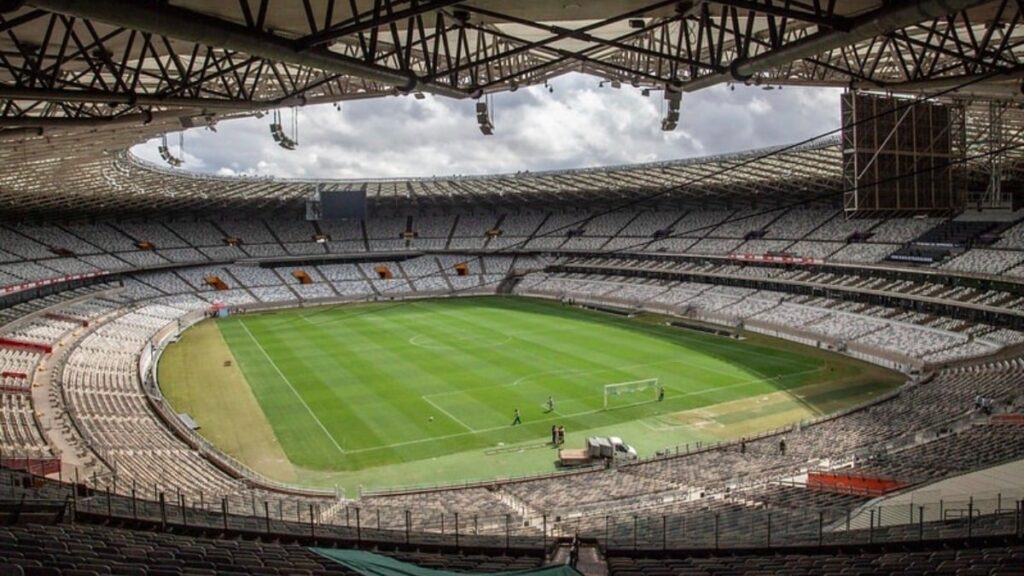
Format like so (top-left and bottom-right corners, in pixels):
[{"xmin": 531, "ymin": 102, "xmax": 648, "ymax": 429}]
[{"xmin": 603, "ymin": 378, "xmax": 660, "ymax": 409}]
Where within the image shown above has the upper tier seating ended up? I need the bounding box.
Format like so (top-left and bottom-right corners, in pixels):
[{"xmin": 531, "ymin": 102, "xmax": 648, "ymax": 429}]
[
  {"xmin": 517, "ymin": 271, "xmax": 1014, "ymax": 363},
  {"xmin": 115, "ymin": 221, "xmax": 189, "ymax": 248},
  {"xmin": 5, "ymin": 211, "xmax": 1024, "ymax": 295}
]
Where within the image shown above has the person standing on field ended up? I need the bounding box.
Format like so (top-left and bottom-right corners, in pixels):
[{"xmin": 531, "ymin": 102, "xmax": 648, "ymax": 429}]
[{"xmin": 512, "ymin": 408, "xmax": 522, "ymax": 426}]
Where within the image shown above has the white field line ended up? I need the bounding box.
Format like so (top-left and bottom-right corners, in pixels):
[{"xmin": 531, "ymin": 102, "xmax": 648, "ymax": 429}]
[
  {"xmin": 345, "ymin": 365, "xmax": 824, "ymax": 455},
  {"xmin": 408, "ymin": 333, "xmax": 513, "ymax": 350},
  {"xmin": 421, "ymin": 394, "xmax": 474, "ymax": 432},
  {"xmin": 433, "ymin": 353, "xmax": 768, "ymax": 399},
  {"xmin": 238, "ymin": 319, "xmax": 347, "ymax": 456}
]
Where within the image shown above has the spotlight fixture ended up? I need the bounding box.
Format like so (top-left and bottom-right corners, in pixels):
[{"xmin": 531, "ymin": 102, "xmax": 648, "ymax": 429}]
[
  {"xmin": 476, "ymin": 100, "xmax": 494, "ymax": 135},
  {"xmin": 661, "ymin": 90, "xmax": 682, "ymax": 132},
  {"xmin": 158, "ymin": 133, "xmax": 184, "ymax": 167},
  {"xmin": 269, "ymin": 109, "xmax": 298, "ymax": 150}
]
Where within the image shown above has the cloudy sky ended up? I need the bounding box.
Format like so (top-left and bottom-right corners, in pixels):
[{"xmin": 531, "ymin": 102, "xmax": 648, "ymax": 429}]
[{"xmin": 133, "ymin": 73, "xmax": 841, "ymax": 179}]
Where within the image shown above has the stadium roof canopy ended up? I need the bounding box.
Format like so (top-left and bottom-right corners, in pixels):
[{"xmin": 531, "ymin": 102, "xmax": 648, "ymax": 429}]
[
  {"xmin": 1, "ymin": 0, "xmax": 1023, "ymax": 214},
  {"xmin": 0, "ymin": 137, "xmax": 846, "ymax": 215}
]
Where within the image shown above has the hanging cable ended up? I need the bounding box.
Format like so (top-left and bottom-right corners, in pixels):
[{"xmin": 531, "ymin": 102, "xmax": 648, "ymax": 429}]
[{"xmin": 476, "ymin": 94, "xmax": 495, "ymax": 135}]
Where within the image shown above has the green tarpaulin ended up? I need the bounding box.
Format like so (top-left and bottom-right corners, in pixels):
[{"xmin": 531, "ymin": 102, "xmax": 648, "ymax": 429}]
[{"xmin": 311, "ymin": 548, "xmax": 582, "ymax": 576}]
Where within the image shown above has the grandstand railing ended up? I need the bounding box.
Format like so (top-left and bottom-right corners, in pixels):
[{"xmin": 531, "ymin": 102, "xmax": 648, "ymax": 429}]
[
  {"xmin": 3, "ymin": 464, "xmax": 1020, "ymax": 553},
  {"xmin": 360, "ymin": 463, "xmax": 604, "ymax": 498}
]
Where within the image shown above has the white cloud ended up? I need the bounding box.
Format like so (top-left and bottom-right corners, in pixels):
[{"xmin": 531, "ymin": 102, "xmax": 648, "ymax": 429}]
[{"xmin": 132, "ymin": 73, "xmax": 841, "ymax": 179}]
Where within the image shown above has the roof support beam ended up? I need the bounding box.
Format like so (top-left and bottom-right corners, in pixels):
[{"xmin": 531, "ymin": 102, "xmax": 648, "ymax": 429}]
[
  {"xmin": 683, "ymin": 0, "xmax": 992, "ymax": 92},
  {"xmin": 0, "ymin": 85, "xmax": 386, "ymax": 112},
  {"xmin": 26, "ymin": 0, "xmax": 468, "ymax": 99},
  {"xmin": 705, "ymin": 0, "xmax": 850, "ymax": 31},
  {"xmin": 296, "ymin": 0, "xmax": 465, "ymax": 50},
  {"xmin": 457, "ymin": 4, "xmax": 717, "ymax": 72},
  {"xmin": 0, "ymin": 108, "xmax": 206, "ymax": 130},
  {"xmin": 0, "ymin": 86, "xmax": 308, "ymax": 111}
]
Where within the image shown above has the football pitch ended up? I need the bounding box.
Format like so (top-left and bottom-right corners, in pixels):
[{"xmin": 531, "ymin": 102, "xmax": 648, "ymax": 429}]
[{"xmin": 158, "ymin": 296, "xmax": 902, "ymax": 491}]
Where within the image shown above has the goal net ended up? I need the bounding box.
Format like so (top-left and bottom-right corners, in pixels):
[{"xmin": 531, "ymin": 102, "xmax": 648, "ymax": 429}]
[{"xmin": 603, "ymin": 378, "xmax": 660, "ymax": 409}]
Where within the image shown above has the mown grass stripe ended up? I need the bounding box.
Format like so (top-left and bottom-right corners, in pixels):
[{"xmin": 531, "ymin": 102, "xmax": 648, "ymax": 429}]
[{"xmin": 238, "ymin": 319, "xmax": 347, "ymax": 456}]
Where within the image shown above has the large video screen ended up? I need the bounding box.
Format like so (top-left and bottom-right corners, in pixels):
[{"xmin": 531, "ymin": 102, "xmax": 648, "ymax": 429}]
[{"xmin": 319, "ymin": 190, "xmax": 367, "ymax": 220}]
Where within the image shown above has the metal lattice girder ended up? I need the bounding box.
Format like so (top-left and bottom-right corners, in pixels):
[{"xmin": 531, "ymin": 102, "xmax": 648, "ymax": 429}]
[
  {"xmin": 0, "ymin": 0, "xmax": 1022, "ymax": 210},
  {"xmin": 0, "ymin": 9, "xmax": 398, "ymax": 130},
  {"xmin": 2, "ymin": 1, "xmax": 1021, "ymax": 119}
]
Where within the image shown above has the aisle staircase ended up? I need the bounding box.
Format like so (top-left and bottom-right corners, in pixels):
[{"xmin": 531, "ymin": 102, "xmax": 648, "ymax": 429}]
[{"xmin": 550, "ymin": 542, "xmax": 608, "ymax": 576}]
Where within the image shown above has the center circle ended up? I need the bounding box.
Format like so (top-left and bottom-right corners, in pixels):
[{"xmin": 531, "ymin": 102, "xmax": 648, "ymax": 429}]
[{"xmin": 408, "ymin": 332, "xmax": 513, "ymax": 350}]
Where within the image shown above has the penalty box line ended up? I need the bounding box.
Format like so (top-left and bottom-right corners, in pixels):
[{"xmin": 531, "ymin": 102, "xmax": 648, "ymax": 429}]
[
  {"xmin": 421, "ymin": 394, "xmax": 474, "ymax": 432},
  {"xmin": 425, "ymin": 352, "xmax": 772, "ymax": 401},
  {"xmin": 238, "ymin": 319, "xmax": 347, "ymax": 456},
  {"xmin": 349, "ymin": 365, "xmax": 825, "ymax": 455}
]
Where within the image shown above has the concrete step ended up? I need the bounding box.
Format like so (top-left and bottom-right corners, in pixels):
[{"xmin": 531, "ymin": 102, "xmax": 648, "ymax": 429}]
[{"xmin": 576, "ymin": 545, "xmax": 608, "ymax": 576}]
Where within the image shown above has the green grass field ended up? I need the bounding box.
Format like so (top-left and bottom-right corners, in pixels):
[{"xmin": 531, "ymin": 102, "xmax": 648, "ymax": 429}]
[{"xmin": 158, "ymin": 296, "xmax": 903, "ymax": 492}]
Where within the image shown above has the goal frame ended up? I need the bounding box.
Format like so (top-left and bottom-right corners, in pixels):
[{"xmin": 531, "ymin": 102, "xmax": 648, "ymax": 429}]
[{"xmin": 603, "ymin": 377, "xmax": 660, "ymax": 409}]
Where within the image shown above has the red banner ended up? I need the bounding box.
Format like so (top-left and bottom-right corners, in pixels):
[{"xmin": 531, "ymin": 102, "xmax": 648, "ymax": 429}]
[
  {"xmin": 991, "ymin": 414, "xmax": 1024, "ymax": 426},
  {"xmin": 807, "ymin": 471, "xmax": 908, "ymax": 496},
  {"xmin": 0, "ymin": 338, "xmax": 52, "ymax": 354}
]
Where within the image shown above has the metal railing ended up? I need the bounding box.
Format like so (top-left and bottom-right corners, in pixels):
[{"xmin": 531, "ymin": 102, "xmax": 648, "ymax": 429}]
[{"xmin": 3, "ymin": 464, "xmax": 1020, "ymax": 554}]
